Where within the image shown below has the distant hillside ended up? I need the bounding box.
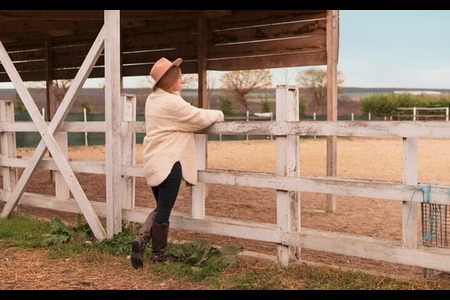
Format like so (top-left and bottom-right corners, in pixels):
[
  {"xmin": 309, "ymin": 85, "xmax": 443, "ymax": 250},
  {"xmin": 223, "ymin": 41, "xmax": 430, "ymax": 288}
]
[
  {"xmin": 342, "ymin": 87, "xmax": 450, "ymax": 95},
  {"xmin": 1, "ymin": 87, "xmax": 449, "ymax": 116}
]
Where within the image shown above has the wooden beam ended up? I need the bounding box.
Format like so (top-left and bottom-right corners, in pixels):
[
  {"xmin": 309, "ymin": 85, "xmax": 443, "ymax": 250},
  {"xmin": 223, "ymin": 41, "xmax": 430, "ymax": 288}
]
[
  {"xmin": 209, "ymin": 35, "xmax": 326, "ymax": 59},
  {"xmin": 325, "ymin": 10, "xmax": 339, "ymax": 212},
  {"xmin": 104, "ymin": 10, "xmax": 123, "ymax": 237},
  {"xmin": 207, "ymin": 51, "xmax": 327, "ymax": 70},
  {"xmin": 211, "ymin": 20, "xmax": 326, "ymax": 45},
  {"xmin": 0, "ymin": 20, "xmax": 103, "ymax": 32},
  {"xmin": 210, "ymin": 10, "xmax": 326, "ymax": 29},
  {"xmin": 0, "ymin": 26, "xmax": 107, "ymax": 240}
]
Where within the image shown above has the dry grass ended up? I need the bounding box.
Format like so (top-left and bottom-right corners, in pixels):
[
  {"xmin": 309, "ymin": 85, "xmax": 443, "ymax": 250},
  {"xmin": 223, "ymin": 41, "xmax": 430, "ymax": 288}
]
[{"xmin": 4, "ymin": 137, "xmax": 450, "ymax": 289}]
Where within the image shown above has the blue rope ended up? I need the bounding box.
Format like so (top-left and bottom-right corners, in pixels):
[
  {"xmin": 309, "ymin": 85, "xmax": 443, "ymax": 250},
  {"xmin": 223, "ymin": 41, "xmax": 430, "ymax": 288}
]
[{"xmin": 414, "ymin": 183, "xmax": 439, "ymax": 243}]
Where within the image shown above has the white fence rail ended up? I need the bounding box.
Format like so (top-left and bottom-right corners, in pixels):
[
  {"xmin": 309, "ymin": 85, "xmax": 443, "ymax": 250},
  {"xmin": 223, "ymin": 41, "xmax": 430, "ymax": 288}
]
[{"xmin": 2, "ymin": 86, "xmax": 450, "ymax": 272}]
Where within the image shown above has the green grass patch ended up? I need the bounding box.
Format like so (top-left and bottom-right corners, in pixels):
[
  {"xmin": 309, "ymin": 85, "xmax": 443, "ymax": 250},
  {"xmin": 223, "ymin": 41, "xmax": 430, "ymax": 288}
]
[{"xmin": 2, "ymin": 214, "xmax": 450, "ymax": 289}]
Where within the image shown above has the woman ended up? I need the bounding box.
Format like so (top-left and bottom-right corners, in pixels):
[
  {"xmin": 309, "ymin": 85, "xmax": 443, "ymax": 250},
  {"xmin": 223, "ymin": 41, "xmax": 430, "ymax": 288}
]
[{"xmin": 131, "ymin": 57, "xmax": 224, "ymax": 269}]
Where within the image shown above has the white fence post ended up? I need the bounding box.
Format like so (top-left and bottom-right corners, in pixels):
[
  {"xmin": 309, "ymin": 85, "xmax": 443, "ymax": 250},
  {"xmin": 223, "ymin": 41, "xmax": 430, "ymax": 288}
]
[
  {"xmin": 0, "ymin": 100, "xmax": 18, "ymax": 198},
  {"xmin": 84, "ymin": 108, "xmax": 88, "ymax": 146},
  {"xmin": 121, "ymin": 94, "xmax": 136, "ymax": 210},
  {"xmin": 276, "ymin": 85, "xmax": 300, "ymax": 266}
]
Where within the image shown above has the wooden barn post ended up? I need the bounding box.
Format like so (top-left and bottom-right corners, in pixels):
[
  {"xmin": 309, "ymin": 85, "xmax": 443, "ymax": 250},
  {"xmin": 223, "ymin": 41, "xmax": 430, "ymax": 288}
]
[
  {"xmin": 104, "ymin": 10, "xmax": 123, "ymax": 237},
  {"xmin": 326, "ymin": 10, "xmax": 339, "ymax": 212}
]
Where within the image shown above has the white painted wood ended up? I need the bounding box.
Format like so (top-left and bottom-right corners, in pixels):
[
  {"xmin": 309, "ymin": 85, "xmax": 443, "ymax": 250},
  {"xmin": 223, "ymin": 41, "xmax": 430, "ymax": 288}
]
[
  {"xmin": 199, "ymin": 170, "xmax": 450, "ymax": 204},
  {"xmin": 55, "ymin": 131, "xmax": 70, "ymax": 201},
  {"xmin": 402, "ymin": 137, "xmax": 419, "ymax": 248},
  {"xmin": 275, "ymin": 86, "xmax": 300, "ymax": 264},
  {"xmin": 104, "ymin": 10, "xmax": 123, "ymax": 237},
  {"xmin": 285, "ymin": 87, "xmax": 300, "ymax": 261},
  {"xmin": 3, "ymin": 151, "xmax": 450, "ymax": 206},
  {"xmin": 4, "ymin": 8, "xmax": 450, "ymax": 272},
  {"xmin": 0, "ymin": 27, "xmax": 107, "ymax": 240},
  {"xmin": 0, "ymin": 100, "xmax": 17, "ymax": 200},
  {"xmin": 121, "ymin": 94, "xmax": 136, "ymax": 210},
  {"xmin": 6, "ymin": 188, "xmax": 450, "ymax": 273},
  {"xmin": 1, "ymin": 121, "xmax": 106, "ymax": 133},
  {"xmin": 206, "ymin": 121, "xmax": 450, "ymax": 138},
  {"xmin": 1, "ymin": 68, "xmax": 450, "ymax": 270},
  {"xmin": 2, "ymin": 169, "xmax": 450, "ymax": 273},
  {"xmin": 1, "ymin": 157, "xmax": 106, "ymax": 174},
  {"xmin": 192, "ymin": 134, "xmax": 207, "ymax": 219}
]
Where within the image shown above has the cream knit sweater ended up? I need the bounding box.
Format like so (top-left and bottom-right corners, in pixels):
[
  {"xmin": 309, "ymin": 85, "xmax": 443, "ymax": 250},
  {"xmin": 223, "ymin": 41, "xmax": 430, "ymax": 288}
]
[{"xmin": 143, "ymin": 89, "xmax": 224, "ymax": 186}]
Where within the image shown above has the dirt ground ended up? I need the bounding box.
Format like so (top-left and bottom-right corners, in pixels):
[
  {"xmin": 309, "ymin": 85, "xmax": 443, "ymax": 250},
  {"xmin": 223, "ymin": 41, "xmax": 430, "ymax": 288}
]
[{"xmin": 2, "ymin": 137, "xmax": 450, "ymax": 288}]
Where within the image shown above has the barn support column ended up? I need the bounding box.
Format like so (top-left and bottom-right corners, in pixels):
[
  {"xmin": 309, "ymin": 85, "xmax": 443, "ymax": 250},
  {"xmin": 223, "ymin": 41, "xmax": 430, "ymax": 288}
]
[
  {"xmin": 0, "ymin": 28, "xmax": 107, "ymax": 240},
  {"xmin": 104, "ymin": 10, "xmax": 123, "ymax": 237},
  {"xmin": 325, "ymin": 10, "xmax": 339, "ymax": 212},
  {"xmin": 191, "ymin": 13, "xmax": 209, "ymax": 219}
]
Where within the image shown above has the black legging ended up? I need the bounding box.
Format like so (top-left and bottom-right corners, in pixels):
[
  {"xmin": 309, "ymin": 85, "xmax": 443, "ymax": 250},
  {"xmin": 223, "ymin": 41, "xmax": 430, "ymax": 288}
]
[{"xmin": 151, "ymin": 161, "xmax": 182, "ymax": 224}]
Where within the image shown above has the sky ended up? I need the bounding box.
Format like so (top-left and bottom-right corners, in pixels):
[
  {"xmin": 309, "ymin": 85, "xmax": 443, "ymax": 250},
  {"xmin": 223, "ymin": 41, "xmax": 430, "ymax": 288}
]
[
  {"xmin": 128, "ymin": 10, "xmax": 450, "ymax": 90},
  {"xmin": 2, "ymin": 10, "xmax": 450, "ymax": 90},
  {"xmin": 336, "ymin": 10, "xmax": 450, "ymax": 89}
]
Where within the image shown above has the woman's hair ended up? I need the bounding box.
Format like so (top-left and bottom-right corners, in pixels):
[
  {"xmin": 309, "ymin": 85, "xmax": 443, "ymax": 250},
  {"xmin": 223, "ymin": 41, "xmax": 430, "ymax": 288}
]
[{"xmin": 156, "ymin": 66, "xmax": 181, "ymax": 91}]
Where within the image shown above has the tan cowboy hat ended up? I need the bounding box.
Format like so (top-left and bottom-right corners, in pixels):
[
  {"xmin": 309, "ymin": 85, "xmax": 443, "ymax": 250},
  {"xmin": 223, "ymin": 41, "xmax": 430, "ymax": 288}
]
[{"xmin": 150, "ymin": 57, "xmax": 182, "ymax": 91}]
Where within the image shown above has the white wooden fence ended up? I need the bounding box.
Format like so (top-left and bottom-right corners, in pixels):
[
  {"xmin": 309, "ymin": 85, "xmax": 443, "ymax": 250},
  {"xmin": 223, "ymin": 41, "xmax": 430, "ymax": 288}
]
[{"xmin": 2, "ymin": 85, "xmax": 450, "ymax": 272}]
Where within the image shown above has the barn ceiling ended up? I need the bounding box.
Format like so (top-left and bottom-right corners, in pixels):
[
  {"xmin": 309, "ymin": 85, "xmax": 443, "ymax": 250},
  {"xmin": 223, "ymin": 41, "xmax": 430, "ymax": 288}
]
[{"xmin": 0, "ymin": 10, "xmax": 334, "ymax": 83}]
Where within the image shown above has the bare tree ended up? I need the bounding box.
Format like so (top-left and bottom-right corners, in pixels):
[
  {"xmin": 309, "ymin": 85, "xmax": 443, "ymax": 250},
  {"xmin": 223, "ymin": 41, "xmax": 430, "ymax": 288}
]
[
  {"xmin": 181, "ymin": 74, "xmax": 198, "ymax": 89},
  {"xmin": 297, "ymin": 68, "xmax": 344, "ymax": 112},
  {"xmin": 220, "ymin": 69, "xmax": 272, "ymax": 111},
  {"xmin": 52, "ymin": 79, "xmax": 71, "ymax": 103},
  {"xmin": 146, "ymin": 74, "xmax": 198, "ymax": 89},
  {"xmin": 276, "ymin": 67, "xmax": 299, "ymax": 86}
]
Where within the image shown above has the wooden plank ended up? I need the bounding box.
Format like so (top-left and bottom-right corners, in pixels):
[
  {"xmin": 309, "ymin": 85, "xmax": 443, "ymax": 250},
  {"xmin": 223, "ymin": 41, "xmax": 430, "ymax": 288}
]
[
  {"xmin": 275, "ymin": 87, "xmax": 290, "ymax": 266},
  {"xmin": 122, "ymin": 24, "xmax": 197, "ymax": 51},
  {"xmin": 4, "ymin": 48, "xmax": 44, "ymax": 62},
  {"xmin": 0, "ymin": 60, "xmax": 46, "ymax": 72},
  {"xmin": 211, "ymin": 20, "xmax": 326, "ymax": 45},
  {"xmin": 402, "ymin": 137, "xmax": 419, "ymax": 248},
  {"xmin": 0, "ymin": 10, "xmax": 105, "ymax": 20},
  {"xmin": 1, "ymin": 157, "xmax": 106, "ymax": 174},
  {"xmin": 207, "ymin": 51, "xmax": 327, "ymax": 70},
  {"xmin": 197, "ymin": 14, "xmax": 208, "ymax": 109},
  {"xmin": 4, "ymin": 189, "xmax": 450, "ymax": 273},
  {"xmin": 104, "ymin": 10, "xmax": 123, "ymax": 236},
  {"xmin": 120, "ymin": 94, "xmax": 136, "ymax": 210},
  {"xmin": 191, "ymin": 135, "xmax": 207, "ymax": 219},
  {"xmin": 0, "ymin": 20, "xmax": 103, "ymax": 32},
  {"xmin": 0, "ymin": 100, "xmax": 17, "ymax": 200},
  {"xmin": 209, "ymin": 35, "xmax": 326, "ymax": 58},
  {"xmin": 0, "ymin": 26, "xmax": 107, "ymax": 240},
  {"xmin": 326, "ymin": 10, "xmax": 339, "ymax": 212},
  {"xmin": 199, "ymin": 170, "xmax": 450, "ymax": 205},
  {"xmin": 1, "ymin": 121, "xmax": 107, "ymax": 133},
  {"xmin": 292, "ymin": 228, "xmax": 450, "ymax": 273},
  {"xmin": 210, "ymin": 10, "xmax": 326, "ymax": 30},
  {"xmin": 1, "ymin": 37, "xmax": 45, "ymax": 51},
  {"xmin": 54, "ymin": 132, "xmax": 70, "ymax": 202},
  {"xmin": 205, "ymin": 120, "xmax": 450, "ymax": 138}
]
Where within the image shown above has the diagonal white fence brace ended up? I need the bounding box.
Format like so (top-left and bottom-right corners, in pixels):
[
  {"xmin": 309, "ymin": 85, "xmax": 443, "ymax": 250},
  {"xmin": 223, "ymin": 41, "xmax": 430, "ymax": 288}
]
[{"xmin": 0, "ymin": 27, "xmax": 107, "ymax": 240}]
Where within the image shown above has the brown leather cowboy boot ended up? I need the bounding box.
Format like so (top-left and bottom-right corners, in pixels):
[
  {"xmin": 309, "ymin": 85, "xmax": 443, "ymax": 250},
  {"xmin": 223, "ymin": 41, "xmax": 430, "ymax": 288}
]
[
  {"xmin": 131, "ymin": 210, "xmax": 156, "ymax": 269},
  {"xmin": 150, "ymin": 222, "xmax": 178, "ymax": 263}
]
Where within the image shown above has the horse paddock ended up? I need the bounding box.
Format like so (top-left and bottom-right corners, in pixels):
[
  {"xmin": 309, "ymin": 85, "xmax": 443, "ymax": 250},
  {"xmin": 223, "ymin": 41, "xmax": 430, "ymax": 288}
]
[{"xmin": 2, "ymin": 137, "xmax": 450, "ymax": 284}]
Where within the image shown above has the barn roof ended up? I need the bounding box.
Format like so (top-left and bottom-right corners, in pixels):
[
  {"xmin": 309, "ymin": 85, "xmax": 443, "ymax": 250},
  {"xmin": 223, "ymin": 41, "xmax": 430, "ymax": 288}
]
[{"xmin": 0, "ymin": 10, "xmax": 338, "ymax": 83}]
